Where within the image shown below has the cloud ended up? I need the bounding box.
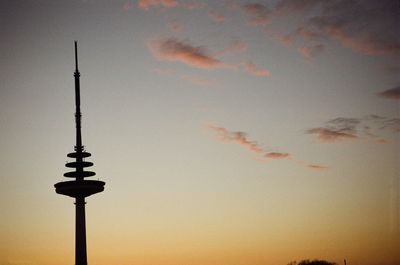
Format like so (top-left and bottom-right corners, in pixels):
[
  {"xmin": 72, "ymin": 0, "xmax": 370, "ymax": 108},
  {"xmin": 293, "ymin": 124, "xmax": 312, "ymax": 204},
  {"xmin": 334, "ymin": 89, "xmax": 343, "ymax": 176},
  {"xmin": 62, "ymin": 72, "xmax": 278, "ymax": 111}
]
[
  {"xmin": 306, "ymin": 128, "xmax": 357, "ymax": 143},
  {"xmin": 138, "ymin": 0, "xmax": 178, "ymax": 10},
  {"xmin": 208, "ymin": 125, "xmax": 265, "ymax": 154},
  {"xmin": 207, "ymin": 124, "xmax": 324, "ymax": 169},
  {"xmin": 306, "ymin": 117, "xmax": 361, "ymax": 143},
  {"xmin": 241, "ymin": 3, "xmax": 271, "ymax": 26},
  {"xmin": 208, "ymin": 10, "xmax": 225, "ymax": 23},
  {"xmin": 308, "ymin": 115, "xmax": 398, "ymax": 144},
  {"xmin": 298, "ymin": 44, "xmax": 325, "ymax": 59},
  {"xmin": 326, "ymin": 117, "xmax": 361, "ymax": 134},
  {"xmin": 308, "ymin": 0, "xmax": 400, "ymax": 56},
  {"xmin": 265, "ymin": 152, "xmax": 290, "ymax": 159},
  {"xmin": 377, "ymin": 86, "xmax": 400, "ymax": 100},
  {"xmin": 272, "ymin": 0, "xmax": 400, "ymax": 59},
  {"xmin": 149, "ymin": 38, "xmax": 222, "ymax": 69},
  {"xmin": 242, "ymin": 61, "xmax": 270, "ymax": 76}
]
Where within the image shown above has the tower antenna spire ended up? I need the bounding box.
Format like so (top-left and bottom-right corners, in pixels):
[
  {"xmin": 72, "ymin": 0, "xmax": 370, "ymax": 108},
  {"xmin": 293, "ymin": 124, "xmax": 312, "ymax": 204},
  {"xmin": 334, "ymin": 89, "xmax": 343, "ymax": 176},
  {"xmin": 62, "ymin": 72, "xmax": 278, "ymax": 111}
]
[
  {"xmin": 75, "ymin": 41, "xmax": 79, "ymax": 72},
  {"xmin": 55, "ymin": 41, "xmax": 105, "ymax": 265},
  {"xmin": 74, "ymin": 41, "xmax": 82, "ymax": 153}
]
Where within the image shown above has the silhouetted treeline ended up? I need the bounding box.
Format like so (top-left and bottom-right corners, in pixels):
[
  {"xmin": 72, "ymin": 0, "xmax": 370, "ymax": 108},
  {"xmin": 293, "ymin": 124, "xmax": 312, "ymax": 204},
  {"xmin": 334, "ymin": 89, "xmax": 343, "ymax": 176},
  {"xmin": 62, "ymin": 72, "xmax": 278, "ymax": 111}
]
[{"xmin": 287, "ymin": 259, "xmax": 336, "ymax": 265}]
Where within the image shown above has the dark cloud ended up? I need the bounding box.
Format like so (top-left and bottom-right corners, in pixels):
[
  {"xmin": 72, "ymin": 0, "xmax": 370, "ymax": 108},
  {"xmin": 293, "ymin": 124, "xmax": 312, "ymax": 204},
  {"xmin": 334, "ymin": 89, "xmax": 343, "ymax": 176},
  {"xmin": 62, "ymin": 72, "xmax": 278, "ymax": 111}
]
[
  {"xmin": 308, "ymin": 115, "xmax": 399, "ymax": 143},
  {"xmin": 306, "ymin": 128, "xmax": 357, "ymax": 143},
  {"xmin": 326, "ymin": 117, "xmax": 361, "ymax": 134},
  {"xmin": 273, "ymin": 0, "xmax": 400, "ymax": 58},
  {"xmin": 308, "ymin": 0, "xmax": 400, "ymax": 56},
  {"xmin": 377, "ymin": 86, "xmax": 400, "ymax": 100}
]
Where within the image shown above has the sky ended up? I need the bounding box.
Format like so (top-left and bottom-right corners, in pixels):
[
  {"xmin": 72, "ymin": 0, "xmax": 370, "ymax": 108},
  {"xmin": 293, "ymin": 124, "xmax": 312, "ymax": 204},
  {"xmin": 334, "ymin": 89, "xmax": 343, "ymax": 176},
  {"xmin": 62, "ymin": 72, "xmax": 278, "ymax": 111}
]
[{"xmin": 0, "ymin": 0, "xmax": 399, "ymax": 265}]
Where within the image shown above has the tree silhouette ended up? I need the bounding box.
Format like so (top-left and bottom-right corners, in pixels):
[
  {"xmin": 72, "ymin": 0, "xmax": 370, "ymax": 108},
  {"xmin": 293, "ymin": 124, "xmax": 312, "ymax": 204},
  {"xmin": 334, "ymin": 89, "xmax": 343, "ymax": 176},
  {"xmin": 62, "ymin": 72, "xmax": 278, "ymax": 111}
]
[{"xmin": 288, "ymin": 259, "xmax": 336, "ymax": 265}]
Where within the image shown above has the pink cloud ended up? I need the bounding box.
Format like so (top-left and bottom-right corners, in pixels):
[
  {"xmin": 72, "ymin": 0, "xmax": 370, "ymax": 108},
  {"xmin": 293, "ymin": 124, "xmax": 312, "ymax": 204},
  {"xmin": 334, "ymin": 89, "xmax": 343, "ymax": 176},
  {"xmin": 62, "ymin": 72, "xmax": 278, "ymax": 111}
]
[
  {"xmin": 307, "ymin": 128, "xmax": 357, "ymax": 143},
  {"xmin": 208, "ymin": 125, "xmax": 265, "ymax": 154},
  {"xmin": 207, "ymin": 124, "xmax": 330, "ymax": 170},
  {"xmin": 298, "ymin": 44, "xmax": 325, "ymax": 60},
  {"xmin": 138, "ymin": 0, "xmax": 178, "ymax": 10},
  {"xmin": 242, "ymin": 61, "xmax": 270, "ymax": 76},
  {"xmin": 208, "ymin": 10, "xmax": 225, "ymax": 23},
  {"xmin": 265, "ymin": 152, "xmax": 290, "ymax": 159},
  {"xmin": 149, "ymin": 38, "xmax": 222, "ymax": 69},
  {"xmin": 377, "ymin": 86, "xmax": 400, "ymax": 100},
  {"xmin": 208, "ymin": 124, "xmax": 325, "ymax": 169},
  {"xmin": 241, "ymin": 3, "xmax": 271, "ymax": 26}
]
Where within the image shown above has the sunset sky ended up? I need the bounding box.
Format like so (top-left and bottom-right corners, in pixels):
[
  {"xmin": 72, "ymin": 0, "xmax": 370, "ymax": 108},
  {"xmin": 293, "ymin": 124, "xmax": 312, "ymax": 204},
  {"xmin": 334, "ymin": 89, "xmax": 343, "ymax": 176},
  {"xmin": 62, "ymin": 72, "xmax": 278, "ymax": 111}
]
[{"xmin": 0, "ymin": 1, "xmax": 399, "ymax": 265}]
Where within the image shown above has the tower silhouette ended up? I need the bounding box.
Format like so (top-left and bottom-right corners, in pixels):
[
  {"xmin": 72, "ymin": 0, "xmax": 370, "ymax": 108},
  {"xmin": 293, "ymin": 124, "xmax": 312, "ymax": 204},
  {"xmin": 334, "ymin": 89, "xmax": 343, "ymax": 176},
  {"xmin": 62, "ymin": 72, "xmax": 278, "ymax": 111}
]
[{"xmin": 55, "ymin": 41, "xmax": 105, "ymax": 265}]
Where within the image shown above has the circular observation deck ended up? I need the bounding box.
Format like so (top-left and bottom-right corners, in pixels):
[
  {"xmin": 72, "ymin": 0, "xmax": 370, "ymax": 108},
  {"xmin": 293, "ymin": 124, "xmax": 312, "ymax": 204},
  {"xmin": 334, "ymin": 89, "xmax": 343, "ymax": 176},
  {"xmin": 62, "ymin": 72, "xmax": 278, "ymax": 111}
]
[{"xmin": 55, "ymin": 180, "xmax": 105, "ymax": 198}]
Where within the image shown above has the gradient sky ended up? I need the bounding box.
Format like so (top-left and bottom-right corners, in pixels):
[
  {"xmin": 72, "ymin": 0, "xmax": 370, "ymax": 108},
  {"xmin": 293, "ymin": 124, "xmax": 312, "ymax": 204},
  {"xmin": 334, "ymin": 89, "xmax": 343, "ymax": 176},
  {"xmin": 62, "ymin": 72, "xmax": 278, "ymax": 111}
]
[{"xmin": 0, "ymin": 1, "xmax": 399, "ymax": 265}]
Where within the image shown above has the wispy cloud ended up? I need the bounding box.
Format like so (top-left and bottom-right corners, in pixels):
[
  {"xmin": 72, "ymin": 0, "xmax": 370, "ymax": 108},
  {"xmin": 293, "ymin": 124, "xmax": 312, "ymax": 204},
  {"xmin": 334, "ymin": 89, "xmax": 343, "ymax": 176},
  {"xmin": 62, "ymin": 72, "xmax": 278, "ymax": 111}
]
[
  {"xmin": 306, "ymin": 128, "xmax": 357, "ymax": 143},
  {"xmin": 208, "ymin": 125, "xmax": 265, "ymax": 154},
  {"xmin": 149, "ymin": 38, "xmax": 222, "ymax": 69},
  {"xmin": 265, "ymin": 152, "xmax": 290, "ymax": 159},
  {"xmin": 377, "ymin": 86, "xmax": 400, "ymax": 100},
  {"xmin": 242, "ymin": 61, "xmax": 270, "ymax": 76},
  {"xmin": 308, "ymin": 115, "xmax": 399, "ymax": 144},
  {"xmin": 241, "ymin": 3, "xmax": 271, "ymax": 26},
  {"xmin": 207, "ymin": 124, "xmax": 325, "ymax": 170},
  {"xmin": 138, "ymin": 0, "xmax": 179, "ymax": 10},
  {"xmin": 307, "ymin": 117, "xmax": 360, "ymax": 143},
  {"xmin": 272, "ymin": 0, "xmax": 400, "ymax": 59}
]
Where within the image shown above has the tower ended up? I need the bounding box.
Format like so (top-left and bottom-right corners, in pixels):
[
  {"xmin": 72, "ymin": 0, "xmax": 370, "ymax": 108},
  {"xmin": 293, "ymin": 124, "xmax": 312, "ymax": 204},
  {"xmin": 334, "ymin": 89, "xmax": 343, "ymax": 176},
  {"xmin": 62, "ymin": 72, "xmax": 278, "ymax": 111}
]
[{"xmin": 55, "ymin": 41, "xmax": 105, "ymax": 265}]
